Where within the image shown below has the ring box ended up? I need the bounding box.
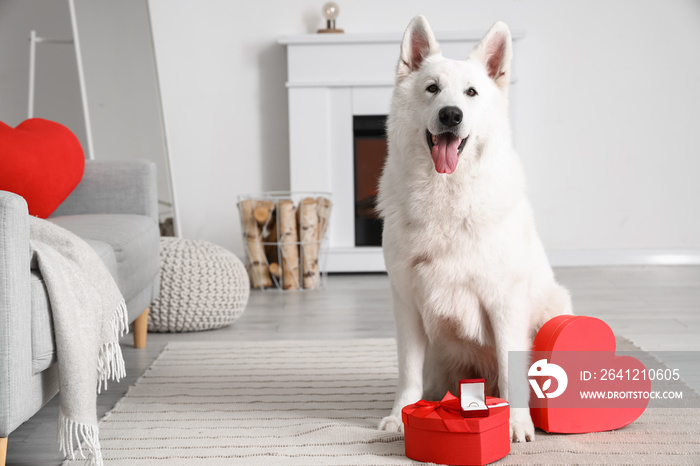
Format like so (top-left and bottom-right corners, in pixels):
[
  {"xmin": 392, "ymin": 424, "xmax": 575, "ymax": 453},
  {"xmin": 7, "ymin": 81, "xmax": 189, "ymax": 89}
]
[{"xmin": 460, "ymin": 378, "xmax": 489, "ymax": 418}]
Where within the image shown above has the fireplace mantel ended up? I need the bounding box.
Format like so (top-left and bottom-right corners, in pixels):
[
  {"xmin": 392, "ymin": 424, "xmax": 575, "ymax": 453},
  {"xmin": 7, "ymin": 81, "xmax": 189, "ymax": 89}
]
[{"xmin": 279, "ymin": 31, "xmax": 523, "ymax": 272}]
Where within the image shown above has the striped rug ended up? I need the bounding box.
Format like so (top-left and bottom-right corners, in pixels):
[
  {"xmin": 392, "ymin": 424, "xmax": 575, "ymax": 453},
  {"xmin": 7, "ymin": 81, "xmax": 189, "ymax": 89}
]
[{"xmin": 63, "ymin": 338, "xmax": 700, "ymax": 465}]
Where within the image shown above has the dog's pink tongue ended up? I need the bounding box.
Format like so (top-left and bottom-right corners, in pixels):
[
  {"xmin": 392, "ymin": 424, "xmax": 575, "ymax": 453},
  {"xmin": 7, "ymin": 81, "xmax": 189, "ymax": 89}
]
[{"xmin": 431, "ymin": 134, "xmax": 460, "ymax": 174}]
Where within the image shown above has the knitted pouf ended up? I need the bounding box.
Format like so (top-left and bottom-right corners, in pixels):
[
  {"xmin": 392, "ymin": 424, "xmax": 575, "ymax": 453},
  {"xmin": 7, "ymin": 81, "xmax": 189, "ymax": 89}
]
[{"xmin": 149, "ymin": 237, "xmax": 250, "ymax": 332}]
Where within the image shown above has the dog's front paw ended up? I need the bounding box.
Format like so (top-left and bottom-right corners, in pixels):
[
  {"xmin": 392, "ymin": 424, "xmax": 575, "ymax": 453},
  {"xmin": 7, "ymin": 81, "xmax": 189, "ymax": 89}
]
[
  {"xmin": 509, "ymin": 407, "xmax": 535, "ymax": 442},
  {"xmin": 379, "ymin": 415, "xmax": 404, "ymax": 432}
]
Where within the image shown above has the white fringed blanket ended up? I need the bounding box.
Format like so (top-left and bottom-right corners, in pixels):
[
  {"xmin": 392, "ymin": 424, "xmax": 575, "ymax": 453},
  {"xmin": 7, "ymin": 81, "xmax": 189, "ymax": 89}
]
[{"xmin": 30, "ymin": 216, "xmax": 128, "ymax": 466}]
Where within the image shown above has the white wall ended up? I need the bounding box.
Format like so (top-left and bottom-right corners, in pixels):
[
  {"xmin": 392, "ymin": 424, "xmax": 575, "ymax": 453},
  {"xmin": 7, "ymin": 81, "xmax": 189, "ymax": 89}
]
[
  {"xmin": 0, "ymin": 0, "xmax": 86, "ymax": 147},
  {"xmin": 3, "ymin": 1, "xmax": 698, "ymax": 264},
  {"xmin": 0, "ymin": 0, "xmax": 176, "ymax": 228},
  {"xmin": 148, "ymin": 0, "xmax": 700, "ymax": 264}
]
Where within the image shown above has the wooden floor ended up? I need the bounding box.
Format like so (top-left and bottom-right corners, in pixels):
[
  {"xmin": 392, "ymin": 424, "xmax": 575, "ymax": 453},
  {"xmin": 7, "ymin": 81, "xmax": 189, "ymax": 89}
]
[{"xmin": 5, "ymin": 266, "xmax": 700, "ymax": 465}]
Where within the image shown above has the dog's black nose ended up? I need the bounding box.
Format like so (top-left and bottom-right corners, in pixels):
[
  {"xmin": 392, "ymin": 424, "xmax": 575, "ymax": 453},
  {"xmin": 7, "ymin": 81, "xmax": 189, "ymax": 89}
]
[{"xmin": 439, "ymin": 106, "xmax": 463, "ymax": 128}]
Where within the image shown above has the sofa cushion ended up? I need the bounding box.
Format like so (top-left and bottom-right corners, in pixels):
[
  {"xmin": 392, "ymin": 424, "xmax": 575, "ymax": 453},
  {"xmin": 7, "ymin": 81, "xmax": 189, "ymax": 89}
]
[
  {"xmin": 31, "ymin": 239, "xmax": 116, "ymax": 374},
  {"xmin": 49, "ymin": 214, "xmax": 160, "ymax": 304}
]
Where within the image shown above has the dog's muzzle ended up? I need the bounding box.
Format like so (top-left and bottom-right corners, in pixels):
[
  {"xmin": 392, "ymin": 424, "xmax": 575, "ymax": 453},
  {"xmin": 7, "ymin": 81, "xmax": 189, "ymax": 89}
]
[{"xmin": 426, "ymin": 130, "xmax": 468, "ymax": 175}]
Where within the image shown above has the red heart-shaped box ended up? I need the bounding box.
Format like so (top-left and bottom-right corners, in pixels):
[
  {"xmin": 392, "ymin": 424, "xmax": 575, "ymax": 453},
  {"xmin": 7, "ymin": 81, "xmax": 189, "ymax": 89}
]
[
  {"xmin": 403, "ymin": 393, "xmax": 510, "ymax": 466},
  {"xmin": 0, "ymin": 119, "xmax": 84, "ymax": 218},
  {"xmin": 530, "ymin": 315, "xmax": 650, "ymax": 433}
]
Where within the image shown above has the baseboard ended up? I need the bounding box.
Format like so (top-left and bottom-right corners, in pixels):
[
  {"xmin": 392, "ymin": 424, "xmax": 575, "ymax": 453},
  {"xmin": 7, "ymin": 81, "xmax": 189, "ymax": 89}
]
[
  {"xmin": 326, "ymin": 246, "xmax": 385, "ymax": 273},
  {"xmin": 546, "ymin": 249, "xmax": 700, "ymax": 267},
  {"xmin": 326, "ymin": 247, "xmax": 700, "ymax": 272}
]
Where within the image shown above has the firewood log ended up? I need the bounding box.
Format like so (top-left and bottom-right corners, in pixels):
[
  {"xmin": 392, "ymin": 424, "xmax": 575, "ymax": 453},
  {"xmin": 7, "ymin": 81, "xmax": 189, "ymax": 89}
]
[
  {"xmin": 278, "ymin": 199, "xmax": 300, "ymax": 290},
  {"xmin": 239, "ymin": 199, "xmax": 272, "ymax": 289},
  {"xmin": 299, "ymin": 197, "xmax": 320, "ymax": 289},
  {"xmin": 262, "ymin": 211, "xmax": 279, "ymax": 264},
  {"xmin": 316, "ymin": 197, "xmax": 332, "ymax": 242},
  {"xmin": 269, "ymin": 262, "xmax": 281, "ymax": 278},
  {"xmin": 254, "ymin": 200, "xmax": 275, "ymax": 225},
  {"xmin": 263, "ymin": 215, "xmax": 283, "ymax": 287}
]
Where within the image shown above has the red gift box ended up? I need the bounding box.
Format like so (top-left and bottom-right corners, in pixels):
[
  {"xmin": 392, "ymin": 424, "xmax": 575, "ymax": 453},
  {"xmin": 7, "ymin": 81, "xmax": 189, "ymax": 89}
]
[{"xmin": 402, "ymin": 392, "xmax": 510, "ymax": 465}]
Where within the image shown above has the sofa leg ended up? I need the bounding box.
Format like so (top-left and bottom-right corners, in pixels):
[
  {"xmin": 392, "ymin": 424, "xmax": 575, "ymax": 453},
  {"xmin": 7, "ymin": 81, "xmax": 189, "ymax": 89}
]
[
  {"xmin": 1, "ymin": 436, "xmax": 7, "ymax": 466},
  {"xmin": 133, "ymin": 307, "xmax": 149, "ymax": 349}
]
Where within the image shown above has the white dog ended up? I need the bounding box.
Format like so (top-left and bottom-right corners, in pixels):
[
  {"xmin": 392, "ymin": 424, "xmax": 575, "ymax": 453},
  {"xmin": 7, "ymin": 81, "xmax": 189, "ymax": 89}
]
[{"xmin": 376, "ymin": 16, "xmax": 572, "ymax": 442}]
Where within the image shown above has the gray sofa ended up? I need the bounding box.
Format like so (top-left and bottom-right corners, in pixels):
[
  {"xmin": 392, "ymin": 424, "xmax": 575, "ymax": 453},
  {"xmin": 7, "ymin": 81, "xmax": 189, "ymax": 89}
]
[{"xmin": 0, "ymin": 160, "xmax": 161, "ymax": 463}]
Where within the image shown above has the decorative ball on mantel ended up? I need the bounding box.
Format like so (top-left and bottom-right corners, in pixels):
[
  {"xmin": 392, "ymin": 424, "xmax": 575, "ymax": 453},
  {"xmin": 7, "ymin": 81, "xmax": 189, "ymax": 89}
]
[{"xmin": 149, "ymin": 237, "xmax": 250, "ymax": 332}]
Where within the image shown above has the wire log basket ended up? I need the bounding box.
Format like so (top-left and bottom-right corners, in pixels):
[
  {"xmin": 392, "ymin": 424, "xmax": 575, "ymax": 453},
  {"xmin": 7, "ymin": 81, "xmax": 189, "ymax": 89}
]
[{"xmin": 237, "ymin": 192, "xmax": 332, "ymax": 291}]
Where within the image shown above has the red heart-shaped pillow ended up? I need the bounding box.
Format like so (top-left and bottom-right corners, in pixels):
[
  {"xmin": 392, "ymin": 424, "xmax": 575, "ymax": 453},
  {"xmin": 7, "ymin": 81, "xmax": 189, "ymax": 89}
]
[
  {"xmin": 0, "ymin": 118, "xmax": 84, "ymax": 218},
  {"xmin": 529, "ymin": 315, "xmax": 649, "ymax": 433}
]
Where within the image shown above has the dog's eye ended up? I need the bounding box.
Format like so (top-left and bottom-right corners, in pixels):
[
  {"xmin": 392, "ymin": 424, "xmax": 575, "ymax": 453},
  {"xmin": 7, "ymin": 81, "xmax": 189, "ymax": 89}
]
[
  {"xmin": 466, "ymin": 87, "xmax": 478, "ymax": 97},
  {"xmin": 426, "ymin": 84, "xmax": 439, "ymax": 94}
]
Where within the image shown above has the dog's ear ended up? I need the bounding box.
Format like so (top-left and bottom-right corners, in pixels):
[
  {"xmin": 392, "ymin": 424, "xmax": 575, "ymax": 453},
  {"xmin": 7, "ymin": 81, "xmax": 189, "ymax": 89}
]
[
  {"xmin": 397, "ymin": 16, "xmax": 441, "ymax": 82},
  {"xmin": 470, "ymin": 21, "xmax": 512, "ymax": 92}
]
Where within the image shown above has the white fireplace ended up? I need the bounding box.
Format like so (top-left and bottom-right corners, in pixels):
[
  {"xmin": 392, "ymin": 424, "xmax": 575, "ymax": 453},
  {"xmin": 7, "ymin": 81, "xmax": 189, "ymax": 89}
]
[{"xmin": 279, "ymin": 31, "xmax": 522, "ymax": 272}]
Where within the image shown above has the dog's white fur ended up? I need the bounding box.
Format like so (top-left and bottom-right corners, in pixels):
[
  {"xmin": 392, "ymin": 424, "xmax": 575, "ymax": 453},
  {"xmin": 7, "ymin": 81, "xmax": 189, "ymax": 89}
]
[{"xmin": 376, "ymin": 16, "xmax": 573, "ymax": 442}]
